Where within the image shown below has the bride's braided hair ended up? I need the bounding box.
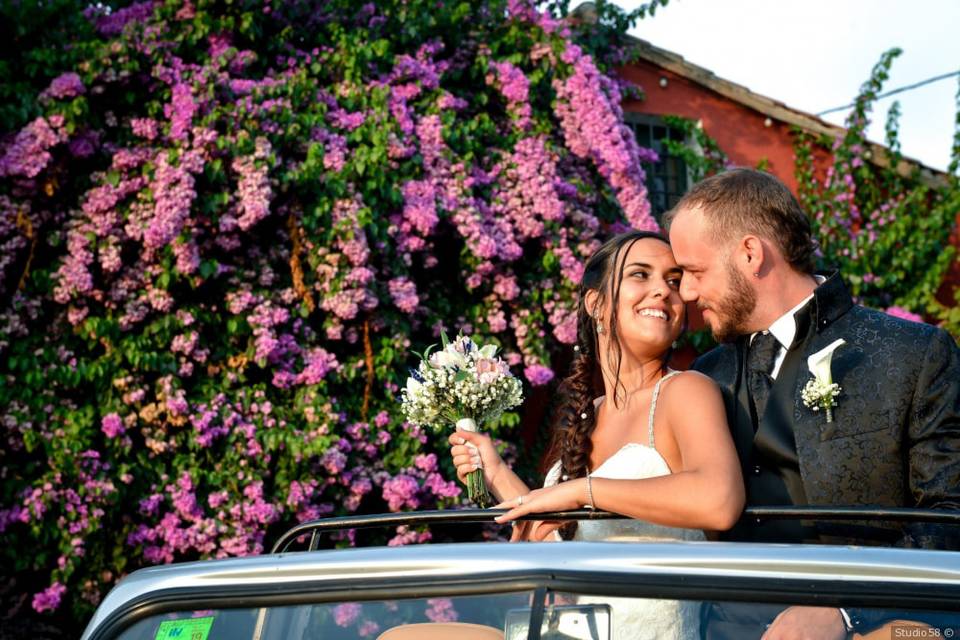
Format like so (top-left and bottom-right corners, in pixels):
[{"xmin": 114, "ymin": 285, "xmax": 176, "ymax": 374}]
[{"xmin": 542, "ymin": 231, "xmax": 673, "ymax": 538}]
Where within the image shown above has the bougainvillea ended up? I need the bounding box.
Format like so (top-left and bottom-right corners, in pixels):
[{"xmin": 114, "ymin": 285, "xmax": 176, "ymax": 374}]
[
  {"xmin": 0, "ymin": 0, "xmax": 665, "ymax": 621},
  {"xmin": 795, "ymin": 48, "xmax": 960, "ymax": 337}
]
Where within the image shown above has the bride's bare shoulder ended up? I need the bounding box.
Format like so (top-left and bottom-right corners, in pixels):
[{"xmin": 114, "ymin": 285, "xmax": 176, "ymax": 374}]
[
  {"xmin": 664, "ymin": 369, "xmax": 719, "ymax": 390},
  {"xmin": 659, "ymin": 370, "xmax": 723, "ymax": 405}
]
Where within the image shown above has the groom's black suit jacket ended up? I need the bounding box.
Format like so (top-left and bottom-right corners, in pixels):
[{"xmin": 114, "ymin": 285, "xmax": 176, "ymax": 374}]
[
  {"xmin": 694, "ymin": 273, "xmax": 960, "ymax": 638},
  {"xmin": 694, "ymin": 272, "xmax": 960, "ymax": 549}
]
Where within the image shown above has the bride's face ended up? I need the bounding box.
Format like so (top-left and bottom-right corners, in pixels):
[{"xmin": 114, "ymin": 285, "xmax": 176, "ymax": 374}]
[{"xmin": 602, "ymin": 238, "xmax": 685, "ymax": 359}]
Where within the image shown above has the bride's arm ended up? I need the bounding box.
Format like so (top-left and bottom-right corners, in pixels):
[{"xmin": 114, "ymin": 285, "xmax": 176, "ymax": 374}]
[
  {"xmin": 448, "ymin": 430, "xmax": 531, "ymax": 503},
  {"xmin": 495, "ymin": 371, "xmax": 745, "ymax": 531}
]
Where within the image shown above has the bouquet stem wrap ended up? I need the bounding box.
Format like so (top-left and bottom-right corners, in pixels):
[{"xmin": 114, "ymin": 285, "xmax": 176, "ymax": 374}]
[{"xmin": 456, "ymin": 417, "xmax": 491, "ymax": 507}]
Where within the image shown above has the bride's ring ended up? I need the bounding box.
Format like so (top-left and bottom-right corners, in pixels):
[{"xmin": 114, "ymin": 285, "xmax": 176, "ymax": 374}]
[{"xmin": 517, "ymin": 495, "xmax": 524, "ymax": 506}]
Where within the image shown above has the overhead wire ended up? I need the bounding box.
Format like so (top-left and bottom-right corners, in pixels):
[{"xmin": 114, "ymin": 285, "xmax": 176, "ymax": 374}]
[{"xmin": 816, "ymin": 70, "xmax": 960, "ymax": 116}]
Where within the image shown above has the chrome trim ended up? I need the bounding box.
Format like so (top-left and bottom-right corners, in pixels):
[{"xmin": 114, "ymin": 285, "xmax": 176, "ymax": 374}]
[{"xmin": 82, "ymin": 541, "xmax": 960, "ymax": 639}]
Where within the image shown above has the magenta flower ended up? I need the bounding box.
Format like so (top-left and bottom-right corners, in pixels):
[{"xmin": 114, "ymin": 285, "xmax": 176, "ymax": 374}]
[
  {"xmin": 524, "ymin": 364, "xmax": 555, "ymax": 386},
  {"xmin": 333, "ymin": 602, "xmax": 362, "ymax": 627},
  {"xmin": 885, "ymin": 306, "xmax": 924, "ymax": 323},
  {"xmin": 381, "ymin": 474, "xmax": 420, "ymax": 511},
  {"xmin": 388, "ymin": 277, "xmax": 419, "ymax": 314},
  {"xmin": 0, "ymin": 116, "xmax": 66, "ymax": 178},
  {"xmin": 425, "ymin": 597, "xmax": 458, "ymax": 623},
  {"xmin": 233, "ymin": 138, "xmax": 273, "ymax": 231},
  {"xmin": 32, "ymin": 582, "xmax": 67, "ymax": 613},
  {"xmin": 42, "ymin": 72, "xmax": 85, "ymax": 100},
  {"xmin": 101, "ymin": 413, "xmax": 125, "ymax": 438}
]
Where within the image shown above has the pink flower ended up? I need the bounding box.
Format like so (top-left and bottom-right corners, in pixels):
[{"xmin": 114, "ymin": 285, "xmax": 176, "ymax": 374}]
[
  {"xmin": 130, "ymin": 118, "xmax": 159, "ymax": 140},
  {"xmin": 382, "ymin": 474, "xmax": 420, "ymax": 511},
  {"xmin": 425, "ymin": 597, "xmax": 458, "ymax": 623},
  {"xmin": 493, "ymin": 274, "xmax": 520, "ymax": 301},
  {"xmin": 358, "ymin": 620, "xmax": 381, "ymax": 637},
  {"xmin": 43, "ymin": 72, "xmax": 85, "ymax": 100},
  {"xmin": 333, "ymin": 602, "xmax": 362, "ymax": 627},
  {"xmin": 165, "ymin": 82, "xmax": 197, "ymax": 141},
  {"xmin": 233, "ymin": 138, "xmax": 273, "ymax": 231},
  {"xmin": 885, "ymin": 306, "xmax": 924, "ymax": 323},
  {"xmin": 297, "ymin": 348, "xmax": 340, "ymax": 385},
  {"xmin": 388, "ymin": 277, "xmax": 419, "ymax": 314},
  {"xmin": 0, "ymin": 116, "xmax": 65, "ymax": 178},
  {"xmin": 524, "ymin": 364, "xmax": 554, "ymax": 386},
  {"xmin": 553, "ymin": 52, "xmax": 657, "ymax": 232},
  {"xmin": 32, "ymin": 582, "xmax": 67, "ymax": 613},
  {"xmin": 101, "ymin": 413, "xmax": 125, "ymax": 438}
]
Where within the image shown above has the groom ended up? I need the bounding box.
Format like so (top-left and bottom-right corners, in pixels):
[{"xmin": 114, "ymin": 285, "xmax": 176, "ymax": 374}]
[{"xmin": 665, "ymin": 168, "xmax": 960, "ymax": 639}]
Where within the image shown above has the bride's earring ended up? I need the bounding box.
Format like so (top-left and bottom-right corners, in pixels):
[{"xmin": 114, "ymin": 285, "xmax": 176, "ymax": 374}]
[{"xmin": 593, "ymin": 310, "xmax": 604, "ymax": 334}]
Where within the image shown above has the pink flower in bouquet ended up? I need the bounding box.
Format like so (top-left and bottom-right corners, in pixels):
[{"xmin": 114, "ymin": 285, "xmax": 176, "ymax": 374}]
[{"xmin": 476, "ymin": 357, "xmax": 503, "ymax": 384}]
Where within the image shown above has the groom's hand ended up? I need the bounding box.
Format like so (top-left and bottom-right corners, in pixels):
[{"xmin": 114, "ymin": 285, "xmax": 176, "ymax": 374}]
[
  {"xmin": 761, "ymin": 606, "xmax": 846, "ymax": 640},
  {"xmin": 509, "ymin": 520, "xmax": 562, "ymax": 542}
]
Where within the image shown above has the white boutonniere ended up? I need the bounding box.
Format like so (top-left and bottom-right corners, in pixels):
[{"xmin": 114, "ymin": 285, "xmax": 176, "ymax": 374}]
[{"xmin": 801, "ymin": 338, "xmax": 845, "ymax": 423}]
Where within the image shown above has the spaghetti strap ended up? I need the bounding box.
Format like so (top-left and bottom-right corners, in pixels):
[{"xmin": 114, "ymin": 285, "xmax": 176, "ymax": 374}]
[{"xmin": 648, "ymin": 370, "xmax": 682, "ymax": 449}]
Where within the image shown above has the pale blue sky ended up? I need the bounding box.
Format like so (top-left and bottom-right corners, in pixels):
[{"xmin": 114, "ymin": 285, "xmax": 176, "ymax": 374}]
[{"xmin": 621, "ymin": 0, "xmax": 960, "ymax": 172}]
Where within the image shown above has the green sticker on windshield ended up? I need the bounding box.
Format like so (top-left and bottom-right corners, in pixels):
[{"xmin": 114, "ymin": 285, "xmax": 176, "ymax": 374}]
[{"xmin": 154, "ymin": 615, "xmax": 215, "ymax": 640}]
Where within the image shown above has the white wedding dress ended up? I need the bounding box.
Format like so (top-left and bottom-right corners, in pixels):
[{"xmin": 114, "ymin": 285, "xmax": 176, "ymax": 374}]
[{"xmin": 544, "ymin": 371, "xmax": 703, "ymax": 640}]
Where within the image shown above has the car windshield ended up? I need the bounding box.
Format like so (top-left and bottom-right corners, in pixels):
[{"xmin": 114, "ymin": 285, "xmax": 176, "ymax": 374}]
[{"xmin": 102, "ymin": 587, "xmax": 960, "ymax": 640}]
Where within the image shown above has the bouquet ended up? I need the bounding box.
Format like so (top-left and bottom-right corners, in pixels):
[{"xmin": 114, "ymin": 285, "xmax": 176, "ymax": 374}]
[{"xmin": 401, "ymin": 332, "xmax": 524, "ymax": 507}]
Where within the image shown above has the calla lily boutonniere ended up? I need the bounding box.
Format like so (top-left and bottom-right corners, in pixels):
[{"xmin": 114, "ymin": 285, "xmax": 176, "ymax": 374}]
[{"xmin": 801, "ymin": 338, "xmax": 845, "ymax": 423}]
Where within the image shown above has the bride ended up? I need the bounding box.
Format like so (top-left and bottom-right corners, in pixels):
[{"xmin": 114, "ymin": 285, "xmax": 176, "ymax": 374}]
[{"xmin": 448, "ymin": 230, "xmax": 744, "ymax": 640}]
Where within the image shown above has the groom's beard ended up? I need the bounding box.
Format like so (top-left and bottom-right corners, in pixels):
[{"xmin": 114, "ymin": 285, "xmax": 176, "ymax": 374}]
[{"xmin": 702, "ymin": 263, "xmax": 757, "ymax": 343}]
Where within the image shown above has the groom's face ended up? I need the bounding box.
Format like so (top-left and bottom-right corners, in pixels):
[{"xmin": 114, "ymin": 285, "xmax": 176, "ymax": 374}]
[{"xmin": 668, "ymin": 207, "xmax": 757, "ymax": 343}]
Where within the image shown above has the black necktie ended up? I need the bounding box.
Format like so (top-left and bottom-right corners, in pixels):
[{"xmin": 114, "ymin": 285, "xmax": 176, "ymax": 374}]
[{"xmin": 747, "ymin": 331, "xmax": 780, "ymax": 429}]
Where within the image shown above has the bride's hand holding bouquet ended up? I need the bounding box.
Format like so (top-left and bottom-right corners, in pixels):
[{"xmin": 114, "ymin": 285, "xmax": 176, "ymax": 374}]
[{"xmin": 401, "ymin": 332, "xmax": 523, "ymax": 507}]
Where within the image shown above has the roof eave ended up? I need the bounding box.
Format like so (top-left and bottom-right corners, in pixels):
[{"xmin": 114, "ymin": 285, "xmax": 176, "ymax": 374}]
[{"xmin": 623, "ymin": 34, "xmax": 950, "ymax": 189}]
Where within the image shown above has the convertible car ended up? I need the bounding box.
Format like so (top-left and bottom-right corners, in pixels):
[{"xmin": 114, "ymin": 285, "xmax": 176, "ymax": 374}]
[{"xmin": 80, "ymin": 507, "xmax": 960, "ymax": 640}]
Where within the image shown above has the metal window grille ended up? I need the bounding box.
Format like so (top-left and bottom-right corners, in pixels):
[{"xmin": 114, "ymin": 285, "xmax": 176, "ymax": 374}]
[{"xmin": 625, "ymin": 114, "xmax": 690, "ymax": 220}]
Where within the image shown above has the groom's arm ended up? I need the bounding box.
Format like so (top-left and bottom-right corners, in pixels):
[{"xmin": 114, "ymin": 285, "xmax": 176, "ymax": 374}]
[{"xmin": 904, "ymin": 327, "xmax": 960, "ymax": 549}]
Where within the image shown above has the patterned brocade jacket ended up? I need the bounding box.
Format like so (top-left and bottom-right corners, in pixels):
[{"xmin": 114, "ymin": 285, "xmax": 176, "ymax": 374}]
[{"xmin": 694, "ymin": 271, "xmax": 960, "ymax": 550}]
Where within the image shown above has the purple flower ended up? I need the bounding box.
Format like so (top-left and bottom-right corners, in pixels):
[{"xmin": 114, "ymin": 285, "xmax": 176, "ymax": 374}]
[
  {"xmin": 130, "ymin": 118, "xmax": 160, "ymax": 140},
  {"xmin": 297, "ymin": 348, "xmax": 340, "ymax": 385},
  {"xmin": 553, "ymin": 52, "xmax": 657, "ymax": 232},
  {"xmin": 388, "ymin": 277, "xmax": 419, "ymax": 314},
  {"xmin": 487, "ymin": 61, "xmax": 532, "ymax": 130},
  {"xmin": 163, "ymin": 82, "xmax": 197, "ymax": 141},
  {"xmin": 43, "ymin": 72, "xmax": 85, "ymax": 100},
  {"xmin": 0, "ymin": 116, "xmax": 65, "ymax": 178},
  {"xmin": 101, "ymin": 413, "xmax": 125, "ymax": 438},
  {"xmin": 145, "ymin": 152, "xmax": 197, "ymax": 250},
  {"xmin": 233, "ymin": 138, "xmax": 273, "ymax": 231},
  {"xmin": 382, "ymin": 474, "xmax": 420, "ymax": 511},
  {"xmin": 524, "ymin": 364, "xmax": 554, "ymax": 386},
  {"xmin": 32, "ymin": 582, "xmax": 67, "ymax": 613},
  {"xmin": 92, "ymin": 1, "xmax": 155, "ymax": 36}
]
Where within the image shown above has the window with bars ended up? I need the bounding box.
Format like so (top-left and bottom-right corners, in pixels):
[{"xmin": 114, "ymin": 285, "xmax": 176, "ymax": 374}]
[{"xmin": 625, "ymin": 114, "xmax": 690, "ymax": 220}]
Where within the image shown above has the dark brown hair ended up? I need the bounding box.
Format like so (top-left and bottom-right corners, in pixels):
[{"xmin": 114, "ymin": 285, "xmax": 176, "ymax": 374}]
[
  {"xmin": 541, "ymin": 231, "xmax": 673, "ymax": 537},
  {"xmin": 663, "ymin": 168, "xmax": 817, "ymax": 274}
]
